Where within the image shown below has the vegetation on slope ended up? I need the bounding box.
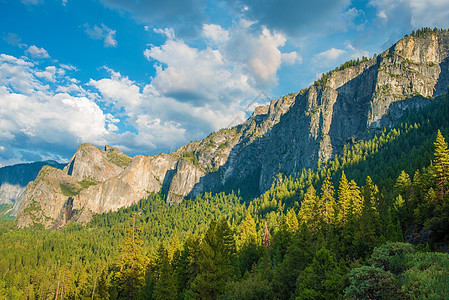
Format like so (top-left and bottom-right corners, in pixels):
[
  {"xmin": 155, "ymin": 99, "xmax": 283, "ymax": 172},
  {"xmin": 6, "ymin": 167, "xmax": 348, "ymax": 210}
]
[{"xmin": 2, "ymin": 86, "xmax": 449, "ymax": 298}]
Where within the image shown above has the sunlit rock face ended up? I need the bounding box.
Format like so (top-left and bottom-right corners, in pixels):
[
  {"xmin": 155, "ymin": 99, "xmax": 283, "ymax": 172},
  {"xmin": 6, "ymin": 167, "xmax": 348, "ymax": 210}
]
[{"xmin": 16, "ymin": 31, "xmax": 449, "ymax": 228}]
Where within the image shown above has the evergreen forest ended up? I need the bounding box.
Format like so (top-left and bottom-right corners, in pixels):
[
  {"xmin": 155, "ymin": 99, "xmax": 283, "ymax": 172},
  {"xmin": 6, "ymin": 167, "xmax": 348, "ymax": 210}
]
[{"xmin": 2, "ymin": 93, "xmax": 449, "ymax": 299}]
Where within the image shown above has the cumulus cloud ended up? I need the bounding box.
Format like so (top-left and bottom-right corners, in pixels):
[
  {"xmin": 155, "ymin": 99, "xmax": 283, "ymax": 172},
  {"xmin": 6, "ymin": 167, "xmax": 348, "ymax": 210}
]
[
  {"xmin": 99, "ymin": 0, "xmax": 207, "ymax": 38},
  {"xmin": 0, "ymin": 54, "xmax": 112, "ymax": 163},
  {"xmin": 89, "ymin": 68, "xmax": 142, "ymax": 110},
  {"xmin": 84, "ymin": 24, "xmax": 117, "ymax": 47},
  {"xmin": 282, "ymin": 51, "xmax": 301, "ymax": 65},
  {"xmin": 132, "ymin": 22, "xmax": 302, "ymax": 146},
  {"xmin": 25, "ymin": 45, "xmax": 50, "ymax": 58},
  {"xmin": 203, "ymin": 24, "xmax": 230, "ymax": 44},
  {"xmin": 313, "ymin": 48, "xmax": 347, "ymax": 67}
]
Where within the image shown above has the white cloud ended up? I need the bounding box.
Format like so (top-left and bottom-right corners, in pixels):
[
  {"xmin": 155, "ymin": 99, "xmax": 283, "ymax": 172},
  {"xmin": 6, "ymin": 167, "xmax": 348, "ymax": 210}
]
[
  {"xmin": 281, "ymin": 51, "xmax": 301, "ymax": 65},
  {"xmin": 0, "ymin": 54, "xmax": 111, "ymax": 163},
  {"xmin": 89, "ymin": 69, "xmax": 142, "ymax": 109},
  {"xmin": 84, "ymin": 24, "xmax": 117, "ymax": 47},
  {"xmin": 153, "ymin": 28, "xmax": 175, "ymax": 40},
  {"xmin": 2, "ymin": 33, "xmax": 26, "ymax": 48},
  {"xmin": 313, "ymin": 48, "xmax": 347, "ymax": 67},
  {"xmin": 203, "ymin": 24, "xmax": 230, "ymax": 43},
  {"xmin": 137, "ymin": 22, "xmax": 303, "ymax": 140},
  {"xmin": 35, "ymin": 66, "xmax": 57, "ymax": 82},
  {"xmin": 25, "ymin": 45, "xmax": 50, "ymax": 58}
]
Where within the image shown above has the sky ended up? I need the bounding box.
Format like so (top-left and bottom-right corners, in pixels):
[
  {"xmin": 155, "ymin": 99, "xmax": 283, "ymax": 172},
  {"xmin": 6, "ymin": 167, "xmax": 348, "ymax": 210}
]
[{"xmin": 1, "ymin": 0, "xmax": 449, "ymax": 167}]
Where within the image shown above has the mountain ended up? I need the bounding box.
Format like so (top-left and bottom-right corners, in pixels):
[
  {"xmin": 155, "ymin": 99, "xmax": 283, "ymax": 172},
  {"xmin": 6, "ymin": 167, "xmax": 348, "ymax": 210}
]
[
  {"xmin": 15, "ymin": 144, "xmax": 131, "ymax": 228},
  {"xmin": 0, "ymin": 160, "xmax": 65, "ymax": 217},
  {"xmin": 16, "ymin": 30, "xmax": 449, "ymax": 228}
]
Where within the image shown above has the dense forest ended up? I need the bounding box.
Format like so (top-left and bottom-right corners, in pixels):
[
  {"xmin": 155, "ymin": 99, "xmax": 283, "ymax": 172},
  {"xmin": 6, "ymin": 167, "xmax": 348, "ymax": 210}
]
[{"xmin": 2, "ymin": 93, "xmax": 449, "ymax": 299}]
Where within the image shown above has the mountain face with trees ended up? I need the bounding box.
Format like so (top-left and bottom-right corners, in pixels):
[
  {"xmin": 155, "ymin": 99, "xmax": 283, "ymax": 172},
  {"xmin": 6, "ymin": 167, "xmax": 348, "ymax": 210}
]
[
  {"xmin": 15, "ymin": 30, "xmax": 449, "ymax": 229},
  {"xmin": 2, "ymin": 88, "xmax": 449, "ymax": 298}
]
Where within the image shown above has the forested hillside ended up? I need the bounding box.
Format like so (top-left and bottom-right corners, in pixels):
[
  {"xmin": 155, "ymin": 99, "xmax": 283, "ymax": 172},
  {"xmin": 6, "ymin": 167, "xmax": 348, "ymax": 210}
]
[{"xmin": 1, "ymin": 91, "xmax": 449, "ymax": 298}]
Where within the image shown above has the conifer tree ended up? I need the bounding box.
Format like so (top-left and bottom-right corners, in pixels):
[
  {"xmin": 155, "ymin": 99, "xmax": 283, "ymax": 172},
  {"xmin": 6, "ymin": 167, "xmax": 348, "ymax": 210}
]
[
  {"xmin": 319, "ymin": 177, "xmax": 336, "ymax": 236},
  {"xmin": 175, "ymin": 234, "xmax": 201, "ymax": 297},
  {"xmin": 348, "ymin": 180, "xmax": 363, "ymax": 219},
  {"xmin": 190, "ymin": 218, "xmax": 236, "ymax": 299},
  {"xmin": 238, "ymin": 213, "xmax": 257, "ymax": 248},
  {"xmin": 111, "ymin": 215, "xmax": 149, "ymax": 299},
  {"xmin": 153, "ymin": 243, "xmax": 177, "ymax": 300},
  {"xmin": 337, "ymin": 172, "xmax": 351, "ymax": 224},
  {"xmin": 299, "ymin": 185, "xmax": 319, "ymax": 231},
  {"xmin": 433, "ymin": 130, "xmax": 449, "ymax": 197},
  {"xmin": 295, "ymin": 247, "xmax": 345, "ymax": 299},
  {"xmin": 285, "ymin": 208, "xmax": 299, "ymax": 232}
]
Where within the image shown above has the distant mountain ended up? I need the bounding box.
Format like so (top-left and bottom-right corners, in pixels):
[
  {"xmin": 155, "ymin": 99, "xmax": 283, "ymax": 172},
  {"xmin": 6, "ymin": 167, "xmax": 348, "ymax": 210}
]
[
  {"xmin": 16, "ymin": 29, "xmax": 449, "ymax": 228},
  {"xmin": 0, "ymin": 160, "xmax": 65, "ymax": 216}
]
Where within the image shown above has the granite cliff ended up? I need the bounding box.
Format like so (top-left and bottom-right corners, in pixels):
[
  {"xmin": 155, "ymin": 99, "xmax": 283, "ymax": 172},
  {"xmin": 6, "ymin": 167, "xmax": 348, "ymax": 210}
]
[
  {"xmin": 0, "ymin": 160, "xmax": 65, "ymax": 217},
  {"xmin": 16, "ymin": 30, "xmax": 449, "ymax": 228}
]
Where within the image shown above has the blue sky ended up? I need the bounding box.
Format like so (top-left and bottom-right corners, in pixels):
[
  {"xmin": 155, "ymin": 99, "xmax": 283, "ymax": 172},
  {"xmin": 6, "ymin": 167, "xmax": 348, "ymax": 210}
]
[{"xmin": 1, "ymin": 0, "xmax": 449, "ymax": 166}]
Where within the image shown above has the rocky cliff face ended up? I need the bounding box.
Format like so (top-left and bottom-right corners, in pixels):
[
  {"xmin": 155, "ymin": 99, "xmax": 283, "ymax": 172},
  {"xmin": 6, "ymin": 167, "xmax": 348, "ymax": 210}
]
[
  {"xmin": 15, "ymin": 31, "xmax": 449, "ymax": 228},
  {"xmin": 0, "ymin": 161, "xmax": 65, "ymax": 217},
  {"xmin": 207, "ymin": 31, "xmax": 449, "ymax": 192},
  {"xmin": 16, "ymin": 144, "xmax": 131, "ymax": 228},
  {"xmin": 15, "ymin": 166, "xmax": 80, "ymax": 228}
]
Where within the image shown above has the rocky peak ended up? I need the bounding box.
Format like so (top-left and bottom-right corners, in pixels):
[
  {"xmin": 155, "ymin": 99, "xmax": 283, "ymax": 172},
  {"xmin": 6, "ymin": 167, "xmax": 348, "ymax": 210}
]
[
  {"xmin": 15, "ymin": 31, "xmax": 449, "ymax": 228},
  {"xmin": 63, "ymin": 143, "xmax": 130, "ymax": 182}
]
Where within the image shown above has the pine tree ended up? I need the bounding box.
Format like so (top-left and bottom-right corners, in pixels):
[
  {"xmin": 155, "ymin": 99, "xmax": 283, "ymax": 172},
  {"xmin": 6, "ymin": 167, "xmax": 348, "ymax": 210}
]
[
  {"xmin": 354, "ymin": 177, "xmax": 381, "ymax": 257},
  {"xmin": 299, "ymin": 185, "xmax": 319, "ymax": 231},
  {"xmin": 237, "ymin": 213, "xmax": 257, "ymax": 248},
  {"xmin": 337, "ymin": 172, "xmax": 351, "ymax": 225},
  {"xmin": 318, "ymin": 177, "xmax": 336, "ymax": 237},
  {"xmin": 111, "ymin": 215, "xmax": 149, "ymax": 299},
  {"xmin": 295, "ymin": 247, "xmax": 345, "ymax": 299},
  {"xmin": 285, "ymin": 208, "xmax": 299, "ymax": 232},
  {"xmin": 153, "ymin": 243, "xmax": 177, "ymax": 300},
  {"xmin": 433, "ymin": 130, "xmax": 449, "ymax": 198},
  {"xmin": 348, "ymin": 180, "xmax": 363, "ymax": 219},
  {"xmin": 190, "ymin": 218, "xmax": 236, "ymax": 299},
  {"xmin": 175, "ymin": 234, "xmax": 201, "ymax": 297}
]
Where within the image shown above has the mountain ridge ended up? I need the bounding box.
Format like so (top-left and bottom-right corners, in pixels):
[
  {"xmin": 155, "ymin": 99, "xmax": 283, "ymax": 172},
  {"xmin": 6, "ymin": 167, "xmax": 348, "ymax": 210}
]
[{"xmin": 16, "ymin": 30, "xmax": 449, "ymax": 228}]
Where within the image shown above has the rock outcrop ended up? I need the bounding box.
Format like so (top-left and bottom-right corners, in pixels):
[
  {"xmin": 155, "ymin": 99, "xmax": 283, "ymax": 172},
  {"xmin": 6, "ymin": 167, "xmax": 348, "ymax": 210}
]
[
  {"xmin": 63, "ymin": 143, "xmax": 129, "ymax": 181},
  {"xmin": 15, "ymin": 30, "xmax": 449, "ymax": 228},
  {"xmin": 16, "ymin": 145, "xmax": 131, "ymax": 228},
  {"xmin": 0, "ymin": 160, "xmax": 65, "ymax": 217},
  {"xmin": 15, "ymin": 166, "xmax": 80, "ymax": 228}
]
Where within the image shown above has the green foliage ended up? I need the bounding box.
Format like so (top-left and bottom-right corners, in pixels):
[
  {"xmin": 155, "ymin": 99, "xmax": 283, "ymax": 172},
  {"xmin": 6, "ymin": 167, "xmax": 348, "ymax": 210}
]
[
  {"xmin": 295, "ymin": 247, "xmax": 346, "ymax": 300},
  {"xmin": 59, "ymin": 182, "xmax": 81, "ymax": 197},
  {"xmin": 181, "ymin": 151, "xmax": 200, "ymax": 167},
  {"xmin": 110, "ymin": 217, "xmax": 149, "ymax": 299},
  {"xmin": 344, "ymin": 265, "xmax": 405, "ymax": 299},
  {"xmin": 0, "ymin": 204, "xmax": 14, "ymax": 220},
  {"xmin": 5, "ymin": 86, "xmax": 449, "ymax": 299},
  {"xmin": 410, "ymin": 27, "xmax": 448, "ymax": 37},
  {"xmin": 107, "ymin": 151, "xmax": 132, "ymax": 168},
  {"xmin": 369, "ymin": 242, "xmax": 415, "ymax": 274},
  {"xmin": 79, "ymin": 178, "xmax": 100, "ymax": 189},
  {"xmin": 190, "ymin": 218, "xmax": 236, "ymax": 299},
  {"xmin": 313, "ymin": 56, "xmax": 371, "ymax": 86},
  {"xmin": 402, "ymin": 252, "xmax": 449, "ymax": 299}
]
